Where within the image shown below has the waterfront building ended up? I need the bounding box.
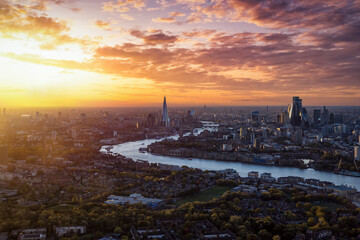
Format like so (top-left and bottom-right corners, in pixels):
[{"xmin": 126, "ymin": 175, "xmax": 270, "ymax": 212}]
[{"xmin": 248, "ymin": 171, "xmax": 259, "ymax": 178}]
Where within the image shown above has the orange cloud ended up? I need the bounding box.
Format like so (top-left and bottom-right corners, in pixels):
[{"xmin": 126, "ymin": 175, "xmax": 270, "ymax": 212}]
[
  {"xmin": 94, "ymin": 20, "xmax": 112, "ymax": 30},
  {"xmin": 0, "ymin": 1, "xmax": 91, "ymax": 50},
  {"xmin": 152, "ymin": 17, "xmax": 176, "ymax": 23},
  {"xmin": 102, "ymin": 0, "xmax": 147, "ymax": 12}
]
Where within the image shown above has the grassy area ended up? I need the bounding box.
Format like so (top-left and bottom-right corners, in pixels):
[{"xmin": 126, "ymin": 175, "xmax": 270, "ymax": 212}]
[
  {"xmin": 176, "ymin": 186, "xmax": 232, "ymax": 205},
  {"xmin": 313, "ymin": 202, "xmax": 340, "ymax": 212}
]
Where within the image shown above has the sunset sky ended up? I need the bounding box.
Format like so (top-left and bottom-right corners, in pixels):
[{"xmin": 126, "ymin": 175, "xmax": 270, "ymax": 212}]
[{"xmin": 1, "ymin": 0, "xmax": 360, "ymax": 107}]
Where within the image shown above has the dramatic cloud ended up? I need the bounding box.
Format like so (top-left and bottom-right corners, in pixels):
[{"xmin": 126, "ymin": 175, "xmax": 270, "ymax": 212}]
[
  {"xmin": 1, "ymin": 0, "xmax": 360, "ymax": 105},
  {"xmin": 0, "ymin": 0, "xmax": 90, "ymax": 50}
]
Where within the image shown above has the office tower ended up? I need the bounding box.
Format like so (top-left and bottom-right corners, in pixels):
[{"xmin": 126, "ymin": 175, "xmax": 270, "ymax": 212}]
[
  {"xmin": 262, "ymin": 128, "xmax": 267, "ymax": 139},
  {"xmin": 253, "ymin": 138, "xmax": 260, "ymax": 149},
  {"xmin": 281, "ymin": 110, "xmax": 289, "ymax": 124},
  {"xmin": 162, "ymin": 97, "xmax": 169, "ymax": 127},
  {"xmin": 321, "ymin": 106, "xmax": 329, "ymax": 125},
  {"xmin": 313, "ymin": 109, "xmax": 321, "ymax": 124},
  {"xmin": 240, "ymin": 127, "xmax": 247, "ymax": 139},
  {"xmin": 0, "ymin": 146, "xmax": 8, "ymax": 165},
  {"xmin": 291, "ymin": 127, "xmax": 303, "ymax": 144},
  {"xmin": 250, "ymin": 131, "xmax": 256, "ymax": 145},
  {"xmin": 251, "ymin": 111, "xmax": 259, "ymax": 123},
  {"xmin": 355, "ymin": 146, "xmax": 360, "ymax": 161},
  {"xmin": 300, "ymin": 108, "xmax": 309, "ymax": 127},
  {"xmin": 329, "ymin": 113, "xmax": 335, "ymax": 124},
  {"xmin": 289, "ymin": 96, "xmax": 302, "ymax": 126}
]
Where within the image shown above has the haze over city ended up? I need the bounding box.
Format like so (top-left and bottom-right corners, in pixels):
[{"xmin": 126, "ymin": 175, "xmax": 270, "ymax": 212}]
[
  {"xmin": 1, "ymin": 0, "xmax": 360, "ymax": 107},
  {"xmin": 2, "ymin": 1, "xmax": 360, "ymax": 239}
]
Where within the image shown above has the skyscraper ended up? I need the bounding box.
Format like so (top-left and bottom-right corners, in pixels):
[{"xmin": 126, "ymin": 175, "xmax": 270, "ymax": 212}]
[
  {"xmin": 251, "ymin": 111, "xmax": 259, "ymax": 123},
  {"xmin": 313, "ymin": 109, "xmax": 321, "ymax": 124},
  {"xmin": 289, "ymin": 96, "xmax": 302, "ymax": 126},
  {"xmin": 162, "ymin": 97, "xmax": 169, "ymax": 127},
  {"xmin": 322, "ymin": 106, "xmax": 329, "ymax": 125}
]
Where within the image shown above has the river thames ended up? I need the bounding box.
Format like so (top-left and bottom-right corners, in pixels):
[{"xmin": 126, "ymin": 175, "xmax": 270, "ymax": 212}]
[{"xmin": 101, "ymin": 124, "xmax": 360, "ymax": 190}]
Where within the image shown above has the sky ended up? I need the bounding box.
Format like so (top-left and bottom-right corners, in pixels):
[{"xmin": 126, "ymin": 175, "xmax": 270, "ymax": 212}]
[{"xmin": 0, "ymin": 0, "xmax": 360, "ymax": 107}]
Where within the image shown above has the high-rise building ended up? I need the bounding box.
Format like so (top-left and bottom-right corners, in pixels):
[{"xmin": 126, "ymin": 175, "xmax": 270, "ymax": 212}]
[
  {"xmin": 355, "ymin": 146, "xmax": 360, "ymax": 161},
  {"xmin": 289, "ymin": 97, "xmax": 302, "ymax": 126},
  {"xmin": 251, "ymin": 111, "xmax": 259, "ymax": 123},
  {"xmin": 300, "ymin": 108, "xmax": 309, "ymax": 128},
  {"xmin": 162, "ymin": 97, "xmax": 169, "ymax": 127},
  {"xmin": 313, "ymin": 109, "xmax": 321, "ymax": 124},
  {"xmin": 0, "ymin": 146, "xmax": 8, "ymax": 165},
  {"xmin": 281, "ymin": 110, "xmax": 289, "ymax": 124},
  {"xmin": 239, "ymin": 127, "xmax": 247, "ymax": 139},
  {"xmin": 321, "ymin": 106, "xmax": 329, "ymax": 125},
  {"xmin": 291, "ymin": 127, "xmax": 303, "ymax": 144}
]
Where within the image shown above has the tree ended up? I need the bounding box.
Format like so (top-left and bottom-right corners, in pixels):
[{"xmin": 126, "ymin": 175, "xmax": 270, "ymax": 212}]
[
  {"xmin": 258, "ymin": 229, "xmax": 272, "ymax": 240},
  {"xmin": 114, "ymin": 226, "xmax": 122, "ymax": 234}
]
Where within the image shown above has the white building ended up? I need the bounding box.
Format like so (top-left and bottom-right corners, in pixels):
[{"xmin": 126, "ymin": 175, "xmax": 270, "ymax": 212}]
[{"xmin": 55, "ymin": 226, "xmax": 86, "ymax": 237}]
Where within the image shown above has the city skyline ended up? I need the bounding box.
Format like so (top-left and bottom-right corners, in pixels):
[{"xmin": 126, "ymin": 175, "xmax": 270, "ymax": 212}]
[{"xmin": 1, "ymin": 0, "xmax": 360, "ymax": 107}]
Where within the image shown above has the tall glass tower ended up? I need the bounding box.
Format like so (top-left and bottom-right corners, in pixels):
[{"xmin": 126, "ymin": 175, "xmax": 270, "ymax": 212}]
[
  {"xmin": 289, "ymin": 96, "xmax": 302, "ymax": 126},
  {"xmin": 162, "ymin": 97, "xmax": 169, "ymax": 127}
]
